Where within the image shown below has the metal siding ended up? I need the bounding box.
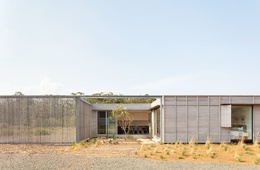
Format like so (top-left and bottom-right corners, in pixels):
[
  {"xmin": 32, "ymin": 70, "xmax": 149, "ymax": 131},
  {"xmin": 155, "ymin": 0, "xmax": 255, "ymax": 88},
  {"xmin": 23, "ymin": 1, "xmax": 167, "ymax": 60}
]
[
  {"xmin": 187, "ymin": 97, "xmax": 197, "ymax": 105},
  {"xmin": 162, "ymin": 95, "xmax": 260, "ymax": 143},
  {"xmin": 188, "ymin": 105, "xmax": 198, "ymax": 142},
  {"xmin": 221, "ymin": 105, "xmax": 231, "ymax": 127},
  {"xmin": 176, "ymin": 97, "xmax": 186, "ymax": 106},
  {"xmin": 198, "ymin": 97, "xmax": 208, "ymax": 106},
  {"xmin": 198, "ymin": 106, "xmax": 209, "ymax": 142},
  {"xmin": 221, "ymin": 96, "xmax": 230, "ymax": 104},
  {"xmin": 210, "ymin": 106, "xmax": 220, "ymax": 142},
  {"xmin": 231, "ymin": 96, "xmax": 254, "ymax": 104},
  {"xmin": 221, "ymin": 127, "xmax": 230, "ymax": 142},
  {"xmin": 164, "ymin": 96, "xmax": 176, "ymax": 106},
  {"xmin": 209, "ymin": 97, "xmax": 219, "ymax": 105},
  {"xmin": 254, "ymin": 97, "xmax": 260, "ymax": 104},
  {"xmin": 164, "ymin": 105, "xmax": 177, "ymax": 143},
  {"xmin": 176, "ymin": 105, "xmax": 186, "ymax": 142}
]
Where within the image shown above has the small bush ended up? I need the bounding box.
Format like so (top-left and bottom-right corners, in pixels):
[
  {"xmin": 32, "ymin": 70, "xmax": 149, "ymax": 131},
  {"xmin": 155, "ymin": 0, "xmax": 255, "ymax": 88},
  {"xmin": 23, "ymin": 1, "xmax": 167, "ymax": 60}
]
[
  {"xmin": 246, "ymin": 152, "xmax": 254, "ymax": 155},
  {"xmin": 177, "ymin": 155, "xmax": 183, "ymax": 159},
  {"xmin": 180, "ymin": 147, "xmax": 186, "ymax": 156},
  {"xmin": 242, "ymin": 144, "xmax": 249, "ymax": 151},
  {"xmin": 224, "ymin": 145, "xmax": 228, "ymax": 151},
  {"xmin": 127, "ymin": 135, "xmax": 135, "ymax": 140},
  {"xmin": 70, "ymin": 138, "xmax": 97, "ymax": 149},
  {"xmin": 254, "ymin": 155, "xmax": 260, "ymax": 164},
  {"xmin": 234, "ymin": 153, "xmax": 241, "ymax": 162},
  {"xmin": 205, "ymin": 136, "xmax": 211, "ymax": 149}
]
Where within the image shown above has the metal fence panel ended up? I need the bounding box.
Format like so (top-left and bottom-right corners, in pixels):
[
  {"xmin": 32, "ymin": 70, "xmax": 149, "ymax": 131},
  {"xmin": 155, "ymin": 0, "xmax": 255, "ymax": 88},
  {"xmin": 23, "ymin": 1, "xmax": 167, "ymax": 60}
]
[{"xmin": 0, "ymin": 96, "xmax": 76, "ymax": 144}]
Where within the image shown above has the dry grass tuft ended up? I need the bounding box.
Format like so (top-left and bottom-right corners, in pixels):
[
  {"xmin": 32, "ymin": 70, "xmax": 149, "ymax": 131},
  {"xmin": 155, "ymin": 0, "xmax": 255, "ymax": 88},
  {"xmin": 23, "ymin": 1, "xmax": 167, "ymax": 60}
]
[{"xmin": 136, "ymin": 140, "xmax": 260, "ymax": 164}]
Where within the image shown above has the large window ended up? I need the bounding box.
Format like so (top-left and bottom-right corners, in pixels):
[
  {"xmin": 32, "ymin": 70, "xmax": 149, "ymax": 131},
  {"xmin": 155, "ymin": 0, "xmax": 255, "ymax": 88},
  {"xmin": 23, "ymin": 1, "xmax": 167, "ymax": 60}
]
[
  {"xmin": 98, "ymin": 111, "xmax": 116, "ymax": 135},
  {"xmin": 231, "ymin": 106, "xmax": 252, "ymax": 140}
]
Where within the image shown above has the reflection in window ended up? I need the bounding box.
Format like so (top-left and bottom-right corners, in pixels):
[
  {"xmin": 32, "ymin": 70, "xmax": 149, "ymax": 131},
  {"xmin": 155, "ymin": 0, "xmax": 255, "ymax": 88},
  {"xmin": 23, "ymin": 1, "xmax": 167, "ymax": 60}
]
[
  {"xmin": 231, "ymin": 106, "xmax": 252, "ymax": 140},
  {"xmin": 98, "ymin": 111, "xmax": 116, "ymax": 135}
]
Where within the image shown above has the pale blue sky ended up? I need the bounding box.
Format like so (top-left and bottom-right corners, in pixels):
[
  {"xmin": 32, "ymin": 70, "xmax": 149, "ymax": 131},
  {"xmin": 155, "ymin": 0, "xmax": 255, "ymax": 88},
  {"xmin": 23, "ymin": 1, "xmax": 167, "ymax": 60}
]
[{"xmin": 0, "ymin": 0, "xmax": 260, "ymax": 95}]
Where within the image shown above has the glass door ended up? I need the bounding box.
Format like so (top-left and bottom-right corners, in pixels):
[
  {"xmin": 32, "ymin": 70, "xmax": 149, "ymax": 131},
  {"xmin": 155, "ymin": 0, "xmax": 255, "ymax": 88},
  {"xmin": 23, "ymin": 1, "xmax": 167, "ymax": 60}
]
[
  {"xmin": 107, "ymin": 111, "xmax": 116, "ymax": 134},
  {"xmin": 98, "ymin": 111, "xmax": 116, "ymax": 135}
]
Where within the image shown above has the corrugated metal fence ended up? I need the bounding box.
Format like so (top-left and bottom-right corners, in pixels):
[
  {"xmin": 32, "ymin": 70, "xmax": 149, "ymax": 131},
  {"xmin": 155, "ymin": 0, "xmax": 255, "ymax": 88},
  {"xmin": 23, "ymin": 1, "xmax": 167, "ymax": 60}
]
[{"xmin": 0, "ymin": 96, "xmax": 76, "ymax": 144}]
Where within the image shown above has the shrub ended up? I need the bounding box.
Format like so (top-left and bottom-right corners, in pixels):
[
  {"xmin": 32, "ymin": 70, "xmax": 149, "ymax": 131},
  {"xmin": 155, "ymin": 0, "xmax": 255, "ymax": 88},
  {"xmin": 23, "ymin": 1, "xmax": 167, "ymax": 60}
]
[
  {"xmin": 180, "ymin": 147, "xmax": 186, "ymax": 156},
  {"xmin": 254, "ymin": 155, "xmax": 260, "ymax": 164},
  {"xmin": 70, "ymin": 138, "xmax": 97, "ymax": 149},
  {"xmin": 205, "ymin": 136, "xmax": 211, "ymax": 149},
  {"xmin": 234, "ymin": 153, "xmax": 241, "ymax": 162}
]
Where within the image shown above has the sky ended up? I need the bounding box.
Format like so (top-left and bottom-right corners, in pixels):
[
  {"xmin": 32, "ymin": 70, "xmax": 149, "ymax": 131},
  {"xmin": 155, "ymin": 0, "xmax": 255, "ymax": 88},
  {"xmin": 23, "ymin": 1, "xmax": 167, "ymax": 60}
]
[{"xmin": 0, "ymin": 0, "xmax": 260, "ymax": 95}]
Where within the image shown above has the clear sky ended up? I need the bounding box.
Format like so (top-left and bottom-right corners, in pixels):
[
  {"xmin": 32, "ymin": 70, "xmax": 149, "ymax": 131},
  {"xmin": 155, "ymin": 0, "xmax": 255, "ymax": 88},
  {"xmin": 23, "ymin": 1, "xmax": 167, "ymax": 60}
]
[{"xmin": 0, "ymin": 0, "xmax": 260, "ymax": 95}]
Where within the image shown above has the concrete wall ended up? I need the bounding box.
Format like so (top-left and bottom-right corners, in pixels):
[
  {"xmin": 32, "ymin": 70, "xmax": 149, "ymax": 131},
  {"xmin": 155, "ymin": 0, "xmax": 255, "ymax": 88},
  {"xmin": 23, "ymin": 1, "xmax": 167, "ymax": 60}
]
[
  {"xmin": 76, "ymin": 98, "xmax": 92, "ymax": 141},
  {"xmin": 92, "ymin": 104, "xmax": 151, "ymax": 111}
]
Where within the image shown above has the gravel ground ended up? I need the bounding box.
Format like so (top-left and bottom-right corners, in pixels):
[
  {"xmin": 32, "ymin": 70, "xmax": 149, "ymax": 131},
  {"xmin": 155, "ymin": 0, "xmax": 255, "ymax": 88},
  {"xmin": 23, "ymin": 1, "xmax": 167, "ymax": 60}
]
[
  {"xmin": 0, "ymin": 154, "xmax": 260, "ymax": 170},
  {"xmin": 0, "ymin": 141, "xmax": 260, "ymax": 170}
]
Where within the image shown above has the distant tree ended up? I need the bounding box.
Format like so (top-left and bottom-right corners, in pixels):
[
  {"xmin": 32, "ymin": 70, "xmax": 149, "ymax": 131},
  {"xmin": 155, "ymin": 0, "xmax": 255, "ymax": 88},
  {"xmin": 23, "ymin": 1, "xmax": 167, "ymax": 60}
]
[
  {"xmin": 110, "ymin": 106, "xmax": 133, "ymax": 139},
  {"xmin": 85, "ymin": 92, "xmax": 156, "ymax": 104},
  {"xmin": 71, "ymin": 92, "xmax": 85, "ymax": 95},
  {"xmin": 14, "ymin": 91, "xmax": 24, "ymax": 96}
]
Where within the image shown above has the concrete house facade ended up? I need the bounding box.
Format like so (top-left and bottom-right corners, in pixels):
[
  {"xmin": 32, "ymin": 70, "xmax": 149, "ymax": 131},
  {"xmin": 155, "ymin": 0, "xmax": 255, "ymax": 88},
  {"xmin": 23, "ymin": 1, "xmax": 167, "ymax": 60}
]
[{"xmin": 0, "ymin": 95, "xmax": 260, "ymax": 144}]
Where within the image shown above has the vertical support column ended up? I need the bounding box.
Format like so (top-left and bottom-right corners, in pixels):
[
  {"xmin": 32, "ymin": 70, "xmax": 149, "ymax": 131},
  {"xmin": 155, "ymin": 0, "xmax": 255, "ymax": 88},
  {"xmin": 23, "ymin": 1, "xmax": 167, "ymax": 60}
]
[
  {"xmin": 197, "ymin": 96, "xmax": 199, "ymax": 142},
  {"xmin": 151, "ymin": 110, "xmax": 155, "ymax": 138},
  {"xmin": 160, "ymin": 96, "xmax": 164, "ymax": 143},
  {"xmin": 208, "ymin": 96, "xmax": 210, "ymax": 138},
  {"xmin": 186, "ymin": 96, "xmax": 188, "ymax": 143}
]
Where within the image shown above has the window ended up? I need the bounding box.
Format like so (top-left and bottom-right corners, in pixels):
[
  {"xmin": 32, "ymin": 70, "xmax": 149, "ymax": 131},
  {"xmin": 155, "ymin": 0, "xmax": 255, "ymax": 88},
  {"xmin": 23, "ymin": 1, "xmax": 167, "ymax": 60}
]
[
  {"xmin": 231, "ymin": 106, "xmax": 252, "ymax": 140},
  {"xmin": 98, "ymin": 111, "xmax": 116, "ymax": 135}
]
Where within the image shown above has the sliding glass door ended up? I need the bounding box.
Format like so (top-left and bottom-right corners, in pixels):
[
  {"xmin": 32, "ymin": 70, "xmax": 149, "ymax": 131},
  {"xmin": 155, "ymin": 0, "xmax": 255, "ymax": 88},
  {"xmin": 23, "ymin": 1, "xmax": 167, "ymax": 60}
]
[{"xmin": 98, "ymin": 111, "xmax": 116, "ymax": 135}]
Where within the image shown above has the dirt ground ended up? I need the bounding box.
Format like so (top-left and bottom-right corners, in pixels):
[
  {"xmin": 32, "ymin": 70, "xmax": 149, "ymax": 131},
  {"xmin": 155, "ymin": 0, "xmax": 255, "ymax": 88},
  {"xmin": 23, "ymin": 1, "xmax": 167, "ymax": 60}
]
[
  {"xmin": 1, "ymin": 138, "xmax": 260, "ymax": 165},
  {"xmin": 0, "ymin": 138, "xmax": 141, "ymax": 157}
]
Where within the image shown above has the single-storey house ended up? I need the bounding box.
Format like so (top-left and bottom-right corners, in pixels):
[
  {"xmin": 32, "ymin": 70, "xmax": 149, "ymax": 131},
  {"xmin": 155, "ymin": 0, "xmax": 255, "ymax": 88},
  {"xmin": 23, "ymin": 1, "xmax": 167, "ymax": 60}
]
[{"xmin": 0, "ymin": 95, "xmax": 259, "ymax": 144}]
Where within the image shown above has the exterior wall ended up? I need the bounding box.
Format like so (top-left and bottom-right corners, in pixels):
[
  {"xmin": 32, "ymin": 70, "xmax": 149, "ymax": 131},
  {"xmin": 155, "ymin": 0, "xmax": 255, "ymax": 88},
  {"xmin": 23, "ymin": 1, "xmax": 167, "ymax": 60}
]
[
  {"xmin": 253, "ymin": 105, "xmax": 260, "ymax": 142},
  {"xmin": 163, "ymin": 96, "xmax": 260, "ymax": 143},
  {"xmin": 92, "ymin": 104, "xmax": 151, "ymax": 111},
  {"xmin": 76, "ymin": 99, "xmax": 92, "ymax": 141},
  {"xmin": 91, "ymin": 110, "xmax": 97, "ymax": 137}
]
